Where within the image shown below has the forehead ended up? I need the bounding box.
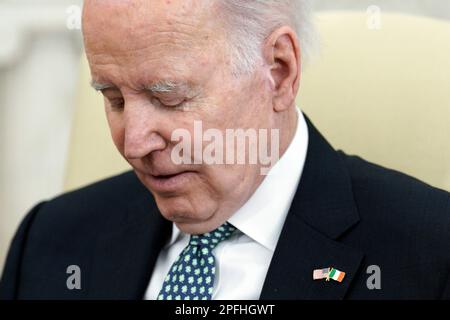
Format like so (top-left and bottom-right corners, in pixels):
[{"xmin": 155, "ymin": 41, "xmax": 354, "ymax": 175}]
[
  {"xmin": 82, "ymin": 0, "xmax": 220, "ymax": 87},
  {"xmin": 83, "ymin": 0, "xmax": 213, "ymax": 44}
]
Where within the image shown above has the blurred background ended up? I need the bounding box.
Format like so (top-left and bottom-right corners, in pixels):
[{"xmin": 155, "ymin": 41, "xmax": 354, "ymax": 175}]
[{"xmin": 1, "ymin": 0, "xmax": 449, "ymax": 272}]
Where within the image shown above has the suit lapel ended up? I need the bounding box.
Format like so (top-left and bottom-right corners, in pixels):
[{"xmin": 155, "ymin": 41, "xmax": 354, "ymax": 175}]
[
  {"xmin": 87, "ymin": 187, "xmax": 171, "ymax": 299},
  {"xmin": 260, "ymin": 214, "xmax": 363, "ymax": 299},
  {"xmin": 260, "ymin": 115, "xmax": 364, "ymax": 300}
]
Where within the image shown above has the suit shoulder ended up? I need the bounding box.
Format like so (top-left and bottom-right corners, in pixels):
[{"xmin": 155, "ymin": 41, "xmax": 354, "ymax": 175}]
[
  {"xmin": 60, "ymin": 170, "xmax": 145, "ymax": 202},
  {"xmin": 339, "ymin": 151, "xmax": 450, "ymax": 238},
  {"xmin": 43, "ymin": 170, "xmax": 148, "ymax": 212},
  {"xmin": 6, "ymin": 171, "xmax": 158, "ymax": 298},
  {"xmin": 25, "ymin": 171, "xmax": 154, "ymax": 243},
  {"xmin": 340, "ymin": 152, "xmax": 450, "ymax": 205}
]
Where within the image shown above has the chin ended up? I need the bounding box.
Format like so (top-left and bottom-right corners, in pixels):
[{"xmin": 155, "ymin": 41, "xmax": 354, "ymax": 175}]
[
  {"xmin": 154, "ymin": 194, "xmax": 217, "ymax": 227},
  {"xmin": 175, "ymin": 222, "xmax": 214, "ymax": 235}
]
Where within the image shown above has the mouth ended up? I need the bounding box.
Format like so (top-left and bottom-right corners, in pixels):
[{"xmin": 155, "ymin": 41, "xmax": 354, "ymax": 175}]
[{"xmin": 143, "ymin": 170, "xmax": 197, "ymax": 193}]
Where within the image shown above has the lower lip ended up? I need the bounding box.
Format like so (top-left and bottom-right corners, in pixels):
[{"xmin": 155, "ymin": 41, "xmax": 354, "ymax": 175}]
[{"xmin": 144, "ymin": 171, "xmax": 196, "ymax": 193}]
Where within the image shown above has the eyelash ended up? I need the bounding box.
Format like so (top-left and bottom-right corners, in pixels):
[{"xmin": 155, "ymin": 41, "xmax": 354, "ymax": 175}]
[
  {"xmin": 108, "ymin": 97, "xmax": 187, "ymax": 111},
  {"xmin": 150, "ymin": 97, "xmax": 187, "ymax": 110}
]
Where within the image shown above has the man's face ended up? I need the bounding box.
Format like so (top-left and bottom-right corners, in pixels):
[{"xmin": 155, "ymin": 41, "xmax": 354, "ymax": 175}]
[{"xmin": 82, "ymin": 0, "xmax": 275, "ymax": 234}]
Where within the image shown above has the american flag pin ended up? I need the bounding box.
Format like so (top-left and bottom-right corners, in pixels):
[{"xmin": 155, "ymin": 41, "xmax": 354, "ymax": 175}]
[{"xmin": 313, "ymin": 267, "xmax": 346, "ymax": 283}]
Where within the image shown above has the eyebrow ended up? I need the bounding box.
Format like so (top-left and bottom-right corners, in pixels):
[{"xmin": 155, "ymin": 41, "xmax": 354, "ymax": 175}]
[
  {"xmin": 90, "ymin": 80, "xmax": 116, "ymax": 91},
  {"xmin": 90, "ymin": 79, "xmax": 197, "ymax": 95},
  {"xmin": 145, "ymin": 80, "xmax": 195, "ymax": 95}
]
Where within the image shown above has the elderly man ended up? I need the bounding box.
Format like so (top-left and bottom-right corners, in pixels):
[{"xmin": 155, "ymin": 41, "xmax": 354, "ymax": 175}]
[{"xmin": 1, "ymin": 0, "xmax": 449, "ymax": 300}]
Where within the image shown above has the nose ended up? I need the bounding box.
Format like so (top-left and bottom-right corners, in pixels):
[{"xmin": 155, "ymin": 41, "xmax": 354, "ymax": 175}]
[{"xmin": 123, "ymin": 104, "xmax": 167, "ymax": 159}]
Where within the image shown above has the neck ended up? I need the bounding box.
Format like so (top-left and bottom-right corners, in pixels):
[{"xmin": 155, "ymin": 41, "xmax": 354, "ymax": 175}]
[{"xmin": 277, "ymin": 104, "xmax": 299, "ymax": 160}]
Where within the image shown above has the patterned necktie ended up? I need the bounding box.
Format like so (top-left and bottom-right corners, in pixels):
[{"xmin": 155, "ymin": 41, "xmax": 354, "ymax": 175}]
[{"xmin": 157, "ymin": 222, "xmax": 236, "ymax": 300}]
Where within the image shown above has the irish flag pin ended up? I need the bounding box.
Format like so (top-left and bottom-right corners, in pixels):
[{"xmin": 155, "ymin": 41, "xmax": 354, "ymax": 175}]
[{"xmin": 313, "ymin": 267, "xmax": 346, "ymax": 283}]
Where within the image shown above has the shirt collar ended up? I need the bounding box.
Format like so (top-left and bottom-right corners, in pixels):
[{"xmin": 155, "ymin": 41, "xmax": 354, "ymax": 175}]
[{"xmin": 167, "ymin": 107, "xmax": 309, "ymax": 252}]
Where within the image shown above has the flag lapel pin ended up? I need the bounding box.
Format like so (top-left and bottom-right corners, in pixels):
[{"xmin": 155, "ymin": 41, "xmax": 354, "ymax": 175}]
[
  {"xmin": 313, "ymin": 267, "xmax": 346, "ymax": 283},
  {"xmin": 313, "ymin": 268, "xmax": 330, "ymax": 281}
]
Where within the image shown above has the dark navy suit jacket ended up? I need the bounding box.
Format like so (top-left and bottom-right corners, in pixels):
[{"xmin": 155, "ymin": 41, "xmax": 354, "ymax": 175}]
[{"xmin": 1, "ymin": 116, "xmax": 449, "ymax": 299}]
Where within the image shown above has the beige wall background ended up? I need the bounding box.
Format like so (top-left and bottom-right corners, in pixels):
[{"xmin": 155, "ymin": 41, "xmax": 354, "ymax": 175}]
[
  {"xmin": 0, "ymin": 0, "xmax": 83, "ymax": 273},
  {"xmin": 1, "ymin": 0, "xmax": 450, "ymax": 274}
]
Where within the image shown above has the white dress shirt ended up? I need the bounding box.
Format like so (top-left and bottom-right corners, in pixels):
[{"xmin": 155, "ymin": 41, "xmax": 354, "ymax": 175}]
[{"xmin": 145, "ymin": 107, "xmax": 309, "ymax": 300}]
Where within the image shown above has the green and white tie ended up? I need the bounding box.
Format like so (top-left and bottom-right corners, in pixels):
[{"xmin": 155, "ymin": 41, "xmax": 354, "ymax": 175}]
[{"xmin": 157, "ymin": 222, "xmax": 236, "ymax": 300}]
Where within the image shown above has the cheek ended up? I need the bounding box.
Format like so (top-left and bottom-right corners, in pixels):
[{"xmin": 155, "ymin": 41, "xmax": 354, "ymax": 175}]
[
  {"xmin": 202, "ymin": 164, "xmax": 245, "ymax": 196},
  {"xmin": 218, "ymin": 88, "xmax": 266, "ymax": 130}
]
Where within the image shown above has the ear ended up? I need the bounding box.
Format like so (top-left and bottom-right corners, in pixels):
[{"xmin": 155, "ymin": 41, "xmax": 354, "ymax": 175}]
[{"xmin": 263, "ymin": 26, "xmax": 301, "ymax": 112}]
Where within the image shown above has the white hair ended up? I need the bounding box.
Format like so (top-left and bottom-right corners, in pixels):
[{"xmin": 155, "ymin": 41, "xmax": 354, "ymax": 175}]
[{"xmin": 213, "ymin": 0, "xmax": 317, "ymax": 76}]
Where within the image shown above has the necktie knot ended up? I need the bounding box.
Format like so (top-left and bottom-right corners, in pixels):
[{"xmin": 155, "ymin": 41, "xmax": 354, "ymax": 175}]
[{"xmin": 189, "ymin": 222, "xmax": 236, "ymax": 250}]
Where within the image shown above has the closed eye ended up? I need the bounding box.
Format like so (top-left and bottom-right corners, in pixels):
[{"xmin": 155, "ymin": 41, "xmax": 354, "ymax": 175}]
[
  {"xmin": 104, "ymin": 95, "xmax": 189, "ymax": 111},
  {"xmin": 150, "ymin": 96, "xmax": 187, "ymax": 109}
]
